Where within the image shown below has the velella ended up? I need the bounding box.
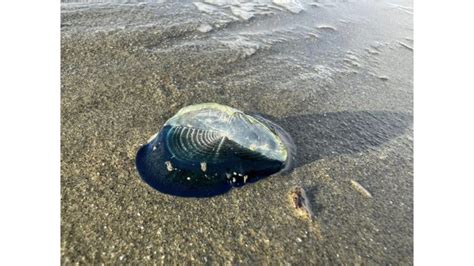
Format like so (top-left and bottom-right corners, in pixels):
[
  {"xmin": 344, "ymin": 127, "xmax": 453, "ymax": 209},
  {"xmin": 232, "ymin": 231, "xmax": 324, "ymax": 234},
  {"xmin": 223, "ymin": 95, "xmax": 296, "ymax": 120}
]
[{"xmin": 135, "ymin": 103, "xmax": 296, "ymax": 197}]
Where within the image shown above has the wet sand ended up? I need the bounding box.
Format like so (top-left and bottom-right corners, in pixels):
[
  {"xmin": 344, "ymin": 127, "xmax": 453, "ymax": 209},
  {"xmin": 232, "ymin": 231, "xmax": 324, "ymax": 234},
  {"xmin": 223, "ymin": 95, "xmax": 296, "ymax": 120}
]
[{"xmin": 61, "ymin": 0, "xmax": 413, "ymax": 264}]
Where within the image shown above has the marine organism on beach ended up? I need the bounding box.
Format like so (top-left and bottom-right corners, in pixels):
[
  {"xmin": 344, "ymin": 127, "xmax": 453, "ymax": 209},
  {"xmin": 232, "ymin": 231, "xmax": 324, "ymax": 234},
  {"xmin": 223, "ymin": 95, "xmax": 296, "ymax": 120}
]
[
  {"xmin": 350, "ymin": 179, "xmax": 373, "ymax": 198},
  {"xmin": 136, "ymin": 103, "xmax": 296, "ymax": 197}
]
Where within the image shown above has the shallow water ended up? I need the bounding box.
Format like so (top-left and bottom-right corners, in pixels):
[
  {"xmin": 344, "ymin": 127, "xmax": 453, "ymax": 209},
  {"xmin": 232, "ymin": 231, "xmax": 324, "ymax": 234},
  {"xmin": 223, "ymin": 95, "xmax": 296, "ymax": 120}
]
[{"xmin": 61, "ymin": 0, "xmax": 413, "ymax": 264}]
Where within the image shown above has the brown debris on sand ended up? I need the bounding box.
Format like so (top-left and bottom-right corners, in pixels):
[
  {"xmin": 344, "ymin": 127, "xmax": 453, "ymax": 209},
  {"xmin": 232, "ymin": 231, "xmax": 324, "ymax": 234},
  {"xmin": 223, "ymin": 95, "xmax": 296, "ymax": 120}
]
[
  {"xmin": 289, "ymin": 186, "xmax": 315, "ymax": 220},
  {"xmin": 288, "ymin": 186, "xmax": 323, "ymax": 240}
]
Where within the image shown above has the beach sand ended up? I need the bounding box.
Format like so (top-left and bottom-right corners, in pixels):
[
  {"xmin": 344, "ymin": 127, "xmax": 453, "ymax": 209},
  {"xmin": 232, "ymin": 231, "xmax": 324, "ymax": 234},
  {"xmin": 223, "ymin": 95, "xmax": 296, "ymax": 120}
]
[{"xmin": 61, "ymin": 0, "xmax": 413, "ymax": 264}]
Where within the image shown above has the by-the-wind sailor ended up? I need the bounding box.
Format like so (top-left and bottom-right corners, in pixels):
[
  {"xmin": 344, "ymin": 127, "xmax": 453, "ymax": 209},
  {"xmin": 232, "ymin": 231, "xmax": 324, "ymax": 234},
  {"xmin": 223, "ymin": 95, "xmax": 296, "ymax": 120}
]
[{"xmin": 135, "ymin": 103, "xmax": 296, "ymax": 197}]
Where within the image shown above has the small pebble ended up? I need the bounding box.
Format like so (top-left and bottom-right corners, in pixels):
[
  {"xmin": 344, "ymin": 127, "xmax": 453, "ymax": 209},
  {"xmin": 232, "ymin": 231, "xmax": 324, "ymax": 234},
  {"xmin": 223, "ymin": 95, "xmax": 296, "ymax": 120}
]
[
  {"xmin": 200, "ymin": 162, "xmax": 207, "ymax": 172},
  {"xmin": 197, "ymin": 23, "xmax": 213, "ymax": 33},
  {"xmin": 164, "ymin": 161, "xmax": 174, "ymax": 172}
]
